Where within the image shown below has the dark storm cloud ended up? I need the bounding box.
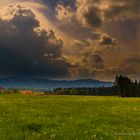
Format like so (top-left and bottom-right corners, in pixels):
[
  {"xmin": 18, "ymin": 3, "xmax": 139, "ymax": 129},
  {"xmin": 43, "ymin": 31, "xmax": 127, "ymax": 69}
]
[
  {"xmin": 100, "ymin": 34, "xmax": 117, "ymax": 46},
  {"xmin": 84, "ymin": 7, "xmax": 102, "ymax": 28},
  {"xmin": 0, "ymin": 5, "xmax": 70, "ymax": 78},
  {"xmin": 75, "ymin": 0, "xmax": 103, "ymax": 28},
  {"xmin": 1, "ymin": 0, "xmax": 138, "ymax": 80}
]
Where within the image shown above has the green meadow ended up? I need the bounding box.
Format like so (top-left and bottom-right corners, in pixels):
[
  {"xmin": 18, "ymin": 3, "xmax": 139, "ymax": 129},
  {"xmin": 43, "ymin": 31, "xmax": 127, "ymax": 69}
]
[{"xmin": 0, "ymin": 94, "xmax": 140, "ymax": 140}]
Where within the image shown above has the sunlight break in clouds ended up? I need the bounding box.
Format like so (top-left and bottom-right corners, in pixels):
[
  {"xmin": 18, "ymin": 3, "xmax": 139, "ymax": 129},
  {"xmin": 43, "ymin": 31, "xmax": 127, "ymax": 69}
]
[
  {"xmin": 0, "ymin": 0, "xmax": 140, "ymax": 80},
  {"xmin": 0, "ymin": 3, "xmax": 70, "ymax": 78}
]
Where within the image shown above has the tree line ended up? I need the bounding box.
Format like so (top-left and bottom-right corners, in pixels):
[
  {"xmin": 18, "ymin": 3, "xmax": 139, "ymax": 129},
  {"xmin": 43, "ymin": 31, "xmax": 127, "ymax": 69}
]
[
  {"xmin": 54, "ymin": 75, "xmax": 140, "ymax": 97},
  {"xmin": 53, "ymin": 86, "xmax": 117, "ymax": 96},
  {"xmin": 115, "ymin": 75, "xmax": 140, "ymax": 97}
]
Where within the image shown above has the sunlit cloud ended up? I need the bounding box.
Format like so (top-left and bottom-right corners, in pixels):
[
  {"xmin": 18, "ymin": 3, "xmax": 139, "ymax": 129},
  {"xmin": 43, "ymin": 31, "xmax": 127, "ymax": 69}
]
[{"xmin": 0, "ymin": 0, "xmax": 139, "ymax": 80}]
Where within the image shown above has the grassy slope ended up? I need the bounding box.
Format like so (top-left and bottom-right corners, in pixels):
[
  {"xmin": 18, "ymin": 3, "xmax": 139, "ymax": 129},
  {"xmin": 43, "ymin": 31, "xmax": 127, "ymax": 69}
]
[{"xmin": 0, "ymin": 94, "xmax": 140, "ymax": 140}]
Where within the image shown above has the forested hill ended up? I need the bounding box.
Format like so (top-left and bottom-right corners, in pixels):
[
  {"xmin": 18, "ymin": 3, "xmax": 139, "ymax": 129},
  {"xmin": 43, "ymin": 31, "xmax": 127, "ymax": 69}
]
[{"xmin": 0, "ymin": 78, "xmax": 113, "ymax": 90}]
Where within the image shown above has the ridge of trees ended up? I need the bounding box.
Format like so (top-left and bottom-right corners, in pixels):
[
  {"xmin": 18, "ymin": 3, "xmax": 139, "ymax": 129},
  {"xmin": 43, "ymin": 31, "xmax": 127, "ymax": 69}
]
[
  {"xmin": 54, "ymin": 75, "xmax": 140, "ymax": 97},
  {"xmin": 115, "ymin": 75, "xmax": 140, "ymax": 97}
]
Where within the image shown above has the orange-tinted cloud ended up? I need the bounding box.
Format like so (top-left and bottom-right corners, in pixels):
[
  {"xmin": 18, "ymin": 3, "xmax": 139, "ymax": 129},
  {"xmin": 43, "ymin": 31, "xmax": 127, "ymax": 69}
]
[
  {"xmin": 0, "ymin": 0, "xmax": 139, "ymax": 80},
  {"xmin": 0, "ymin": 4, "xmax": 70, "ymax": 78}
]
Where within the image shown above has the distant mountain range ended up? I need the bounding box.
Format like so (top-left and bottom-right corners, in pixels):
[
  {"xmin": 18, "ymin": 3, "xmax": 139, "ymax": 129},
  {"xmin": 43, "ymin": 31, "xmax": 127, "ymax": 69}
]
[{"xmin": 0, "ymin": 78, "xmax": 113, "ymax": 91}]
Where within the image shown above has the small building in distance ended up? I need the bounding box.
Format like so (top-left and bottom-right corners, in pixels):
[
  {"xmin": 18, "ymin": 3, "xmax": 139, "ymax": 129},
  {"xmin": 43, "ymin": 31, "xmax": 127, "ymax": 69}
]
[{"xmin": 20, "ymin": 90, "xmax": 34, "ymax": 94}]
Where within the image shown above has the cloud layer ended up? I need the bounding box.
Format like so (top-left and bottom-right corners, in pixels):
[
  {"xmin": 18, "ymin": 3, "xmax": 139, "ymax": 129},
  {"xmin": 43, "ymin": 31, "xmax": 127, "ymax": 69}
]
[
  {"xmin": 0, "ymin": 0, "xmax": 139, "ymax": 80},
  {"xmin": 55, "ymin": 0, "xmax": 140, "ymax": 28},
  {"xmin": 0, "ymin": 4, "xmax": 70, "ymax": 78},
  {"xmin": 54, "ymin": 0, "xmax": 140, "ymax": 80}
]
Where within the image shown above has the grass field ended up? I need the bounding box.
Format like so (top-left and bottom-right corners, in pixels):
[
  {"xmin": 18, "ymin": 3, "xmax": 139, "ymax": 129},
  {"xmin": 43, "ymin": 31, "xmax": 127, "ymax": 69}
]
[{"xmin": 0, "ymin": 94, "xmax": 140, "ymax": 140}]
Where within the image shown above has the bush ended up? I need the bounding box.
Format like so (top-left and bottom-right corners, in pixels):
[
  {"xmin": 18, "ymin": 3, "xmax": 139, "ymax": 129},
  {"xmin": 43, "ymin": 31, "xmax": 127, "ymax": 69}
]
[
  {"xmin": 11, "ymin": 89, "xmax": 20, "ymax": 94},
  {"xmin": 2, "ymin": 89, "xmax": 12, "ymax": 94},
  {"xmin": 2, "ymin": 89, "xmax": 20, "ymax": 94}
]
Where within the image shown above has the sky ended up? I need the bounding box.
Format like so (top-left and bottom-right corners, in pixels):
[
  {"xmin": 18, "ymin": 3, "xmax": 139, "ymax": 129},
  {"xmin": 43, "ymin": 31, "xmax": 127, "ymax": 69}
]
[{"xmin": 0, "ymin": 0, "xmax": 139, "ymax": 81}]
